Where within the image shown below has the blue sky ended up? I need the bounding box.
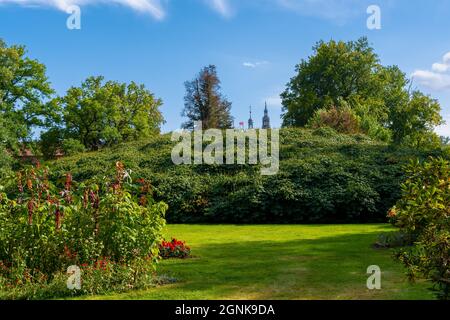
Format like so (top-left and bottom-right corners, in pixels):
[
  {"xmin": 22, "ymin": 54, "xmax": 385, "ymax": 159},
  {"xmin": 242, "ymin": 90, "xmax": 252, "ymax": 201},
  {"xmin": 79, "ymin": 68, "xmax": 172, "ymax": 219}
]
[{"xmin": 1, "ymin": 0, "xmax": 450, "ymax": 136}]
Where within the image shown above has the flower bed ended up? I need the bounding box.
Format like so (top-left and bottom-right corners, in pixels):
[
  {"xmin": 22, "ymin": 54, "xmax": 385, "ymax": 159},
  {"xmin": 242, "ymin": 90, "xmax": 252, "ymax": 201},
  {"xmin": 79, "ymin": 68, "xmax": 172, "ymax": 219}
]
[{"xmin": 159, "ymin": 239, "xmax": 191, "ymax": 259}]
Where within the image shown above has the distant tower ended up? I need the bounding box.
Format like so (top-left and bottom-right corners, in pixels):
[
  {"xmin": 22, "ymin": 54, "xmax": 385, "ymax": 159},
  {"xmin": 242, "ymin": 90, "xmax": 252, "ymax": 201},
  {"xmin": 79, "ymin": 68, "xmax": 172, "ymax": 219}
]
[
  {"xmin": 248, "ymin": 106, "xmax": 254, "ymax": 129},
  {"xmin": 262, "ymin": 102, "xmax": 271, "ymax": 129}
]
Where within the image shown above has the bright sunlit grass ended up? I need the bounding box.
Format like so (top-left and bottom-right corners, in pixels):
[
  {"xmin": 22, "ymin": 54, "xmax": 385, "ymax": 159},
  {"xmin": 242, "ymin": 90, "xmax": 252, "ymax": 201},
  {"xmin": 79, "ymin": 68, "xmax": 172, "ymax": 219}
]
[{"xmin": 91, "ymin": 224, "xmax": 433, "ymax": 300}]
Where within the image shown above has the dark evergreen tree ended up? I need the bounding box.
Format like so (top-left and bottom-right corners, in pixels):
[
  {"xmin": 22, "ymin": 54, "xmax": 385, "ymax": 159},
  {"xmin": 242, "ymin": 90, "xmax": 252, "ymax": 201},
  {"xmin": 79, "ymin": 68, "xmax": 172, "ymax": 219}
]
[{"xmin": 182, "ymin": 65, "xmax": 233, "ymax": 130}]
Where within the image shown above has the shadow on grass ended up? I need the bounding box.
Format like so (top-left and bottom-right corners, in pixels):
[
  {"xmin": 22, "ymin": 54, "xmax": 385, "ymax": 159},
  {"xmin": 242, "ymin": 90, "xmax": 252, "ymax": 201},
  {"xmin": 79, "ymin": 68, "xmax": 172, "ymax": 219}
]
[{"xmin": 145, "ymin": 230, "xmax": 432, "ymax": 300}]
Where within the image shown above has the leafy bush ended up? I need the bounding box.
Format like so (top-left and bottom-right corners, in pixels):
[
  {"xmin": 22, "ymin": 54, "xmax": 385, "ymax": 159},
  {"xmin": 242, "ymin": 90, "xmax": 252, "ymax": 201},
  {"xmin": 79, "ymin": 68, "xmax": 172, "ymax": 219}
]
[
  {"xmin": 391, "ymin": 158, "xmax": 450, "ymax": 236},
  {"xmin": 308, "ymin": 105, "xmax": 360, "ymax": 134},
  {"xmin": 390, "ymin": 157, "xmax": 450, "ymax": 300},
  {"xmin": 0, "ymin": 258, "xmax": 161, "ymax": 300},
  {"xmin": 62, "ymin": 139, "xmax": 86, "ymax": 156},
  {"xmin": 0, "ymin": 162, "xmax": 167, "ymax": 299},
  {"xmin": 48, "ymin": 128, "xmax": 442, "ymax": 224},
  {"xmin": 159, "ymin": 239, "xmax": 191, "ymax": 259}
]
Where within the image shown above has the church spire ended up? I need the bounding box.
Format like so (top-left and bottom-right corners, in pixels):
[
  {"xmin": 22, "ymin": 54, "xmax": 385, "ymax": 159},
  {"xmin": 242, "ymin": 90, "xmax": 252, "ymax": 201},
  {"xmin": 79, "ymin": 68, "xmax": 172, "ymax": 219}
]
[
  {"xmin": 248, "ymin": 106, "xmax": 254, "ymax": 129},
  {"xmin": 262, "ymin": 101, "xmax": 271, "ymax": 129}
]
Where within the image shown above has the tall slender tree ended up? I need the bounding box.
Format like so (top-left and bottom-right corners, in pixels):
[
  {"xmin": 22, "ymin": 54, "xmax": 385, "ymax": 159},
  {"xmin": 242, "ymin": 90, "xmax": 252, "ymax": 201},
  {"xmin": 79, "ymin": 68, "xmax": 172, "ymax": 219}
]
[{"xmin": 182, "ymin": 65, "xmax": 233, "ymax": 130}]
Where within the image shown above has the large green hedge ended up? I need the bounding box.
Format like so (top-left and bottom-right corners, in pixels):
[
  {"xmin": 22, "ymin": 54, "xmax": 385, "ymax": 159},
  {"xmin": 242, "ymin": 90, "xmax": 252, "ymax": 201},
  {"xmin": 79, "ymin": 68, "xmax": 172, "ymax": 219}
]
[{"xmin": 46, "ymin": 128, "xmax": 440, "ymax": 223}]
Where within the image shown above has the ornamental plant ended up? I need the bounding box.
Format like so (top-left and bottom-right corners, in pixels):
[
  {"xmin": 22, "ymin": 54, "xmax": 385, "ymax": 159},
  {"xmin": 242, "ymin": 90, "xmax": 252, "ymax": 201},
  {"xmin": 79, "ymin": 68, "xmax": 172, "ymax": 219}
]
[
  {"xmin": 0, "ymin": 162, "xmax": 167, "ymax": 298},
  {"xmin": 159, "ymin": 238, "xmax": 191, "ymax": 259},
  {"xmin": 308, "ymin": 104, "xmax": 361, "ymax": 134},
  {"xmin": 389, "ymin": 157, "xmax": 450, "ymax": 300}
]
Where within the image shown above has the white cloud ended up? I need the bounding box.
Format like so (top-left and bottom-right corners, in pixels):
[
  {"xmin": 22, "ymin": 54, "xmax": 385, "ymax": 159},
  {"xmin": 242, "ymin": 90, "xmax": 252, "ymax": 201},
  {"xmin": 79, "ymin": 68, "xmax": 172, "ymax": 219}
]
[
  {"xmin": 432, "ymin": 63, "xmax": 449, "ymax": 73},
  {"xmin": 206, "ymin": 0, "xmax": 232, "ymax": 17},
  {"xmin": 412, "ymin": 70, "xmax": 450, "ymax": 91},
  {"xmin": 431, "ymin": 52, "xmax": 450, "ymax": 73},
  {"xmin": 412, "ymin": 52, "xmax": 450, "ymax": 91},
  {"xmin": 0, "ymin": 0, "xmax": 395, "ymax": 22},
  {"xmin": 0, "ymin": 0, "xmax": 166, "ymax": 19},
  {"xmin": 243, "ymin": 60, "xmax": 269, "ymax": 68}
]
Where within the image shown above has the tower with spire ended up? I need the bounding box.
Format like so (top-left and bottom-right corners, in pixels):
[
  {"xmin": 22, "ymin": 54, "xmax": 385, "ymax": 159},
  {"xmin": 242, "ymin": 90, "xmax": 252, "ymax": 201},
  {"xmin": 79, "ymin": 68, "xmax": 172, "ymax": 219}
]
[
  {"xmin": 262, "ymin": 102, "xmax": 271, "ymax": 129},
  {"xmin": 248, "ymin": 106, "xmax": 254, "ymax": 129}
]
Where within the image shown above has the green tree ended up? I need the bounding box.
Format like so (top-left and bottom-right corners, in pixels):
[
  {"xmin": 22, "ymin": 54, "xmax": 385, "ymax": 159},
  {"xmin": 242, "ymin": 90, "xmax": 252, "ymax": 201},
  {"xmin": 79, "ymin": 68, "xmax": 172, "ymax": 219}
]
[
  {"xmin": 281, "ymin": 38, "xmax": 443, "ymax": 148},
  {"xmin": 390, "ymin": 91, "xmax": 443, "ymax": 149},
  {"xmin": 281, "ymin": 38, "xmax": 383, "ymax": 127},
  {"xmin": 39, "ymin": 127, "xmax": 65, "ymax": 159},
  {"xmin": 0, "ymin": 117, "xmax": 14, "ymax": 178},
  {"xmin": 182, "ymin": 65, "xmax": 233, "ymax": 130},
  {"xmin": 57, "ymin": 76, "xmax": 164, "ymax": 151},
  {"xmin": 0, "ymin": 38, "xmax": 56, "ymax": 146}
]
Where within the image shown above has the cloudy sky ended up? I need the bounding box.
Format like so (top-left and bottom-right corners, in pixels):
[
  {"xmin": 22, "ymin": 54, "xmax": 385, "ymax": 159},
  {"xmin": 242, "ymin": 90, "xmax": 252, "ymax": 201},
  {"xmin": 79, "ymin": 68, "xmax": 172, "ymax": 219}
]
[{"xmin": 1, "ymin": 0, "xmax": 449, "ymax": 135}]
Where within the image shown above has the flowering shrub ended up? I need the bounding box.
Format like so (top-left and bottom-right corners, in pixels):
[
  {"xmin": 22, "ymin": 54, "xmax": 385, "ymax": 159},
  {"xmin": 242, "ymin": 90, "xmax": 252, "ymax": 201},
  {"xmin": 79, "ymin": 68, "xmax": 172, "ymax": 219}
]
[
  {"xmin": 159, "ymin": 239, "xmax": 191, "ymax": 259},
  {"xmin": 0, "ymin": 162, "xmax": 168, "ymax": 299},
  {"xmin": 390, "ymin": 157, "xmax": 450, "ymax": 300}
]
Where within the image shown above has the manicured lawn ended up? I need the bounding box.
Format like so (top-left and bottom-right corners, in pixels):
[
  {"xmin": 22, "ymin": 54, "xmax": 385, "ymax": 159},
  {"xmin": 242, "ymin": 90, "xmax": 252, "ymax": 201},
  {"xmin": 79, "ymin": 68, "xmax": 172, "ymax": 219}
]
[{"xmin": 88, "ymin": 224, "xmax": 434, "ymax": 300}]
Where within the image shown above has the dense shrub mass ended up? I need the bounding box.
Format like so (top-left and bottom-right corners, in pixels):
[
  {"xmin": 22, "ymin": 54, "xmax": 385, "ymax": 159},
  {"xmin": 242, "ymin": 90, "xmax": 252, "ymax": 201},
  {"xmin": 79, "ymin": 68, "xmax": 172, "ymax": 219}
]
[
  {"xmin": 47, "ymin": 128, "xmax": 440, "ymax": 224},
  {"xmin": 390, "ymin": 158, "xmax": 450, "ymax": 300},
  {"xmin": 0, "ymin": 163, "xmax": 167, "ymax": 299}
]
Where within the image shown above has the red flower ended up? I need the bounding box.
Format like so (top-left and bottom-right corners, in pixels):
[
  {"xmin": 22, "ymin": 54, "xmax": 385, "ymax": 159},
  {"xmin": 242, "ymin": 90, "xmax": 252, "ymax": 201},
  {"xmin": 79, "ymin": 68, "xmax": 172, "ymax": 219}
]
[{"xmin": 159, "ymin": 238, "xmax": 191, "ymax": 259}]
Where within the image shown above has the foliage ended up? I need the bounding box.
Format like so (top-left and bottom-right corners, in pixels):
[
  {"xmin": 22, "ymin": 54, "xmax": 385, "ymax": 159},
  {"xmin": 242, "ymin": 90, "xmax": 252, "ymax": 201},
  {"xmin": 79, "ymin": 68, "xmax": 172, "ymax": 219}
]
[
  {"xmin": 390, "ymin": 157, "xmax": 450, "ymax": 300},
  {"xmin": 308, "ymin": 104, "xmax": 360, "ymax": 134},
  {"xmin": 0, "ymin": 38, "xmax": 56, "ymax": 175},
  {"xmin": 182, "ymin": 65, "xmax": 233, "ymax": 130},
  {"xmin": 159, "ymin": 239, "xmax": 191, "ymax": 259},
  {"xmin": 62, "ymin": 139, "xmax": 86, "ymax": 157},
  {"xmin": 281, "ymin": 37, "xmax": 385, "ymax": 127},
  {"xmin": 281, "ymin": 38, "xmax": 443, "ymax": 148},
  {"xmin": 40, "ymin": 130, "xmax": 86, "ymax": 159},
  {"xmin": 39, "ymin": 127, "xmax": 65, "ymax": 159},
  {"xmin": 441, "ymin": 136, "xmax": 450, "ymax": 146},
  {"xmin": 0, "ymin": 38, "xmax": 56, "ymax": 145},
  {"xmin": 390, "ymin": 91, "xmax": 443, "ymax": 149},
  {"xmin": 0, "ymin": 147, "xmax": 13, "ymax": 180},
  {"xmin": 53, "ymin": 76, "xmax": 164, "ymax": 151},
  {"xmin": 390, "ymin": 158, "xmax": 450, "ymax": 235},
  {"xmin": 0, "ymin": 162, "xmax": 167, "ymax": 299},
  {"xmin": 0, "ymin": 117, "xmax": 18, "ymax": 162},
  {"xmin": 0, "ymin": 39, "xmax": 165, "ymax": 157},
  {"xmin": 48, "ymin": 128, "xmax": 442, "ymax": 224},
  {"xmin": 0, "ymin": 257, "xmax": 166, "ymax": 299}
]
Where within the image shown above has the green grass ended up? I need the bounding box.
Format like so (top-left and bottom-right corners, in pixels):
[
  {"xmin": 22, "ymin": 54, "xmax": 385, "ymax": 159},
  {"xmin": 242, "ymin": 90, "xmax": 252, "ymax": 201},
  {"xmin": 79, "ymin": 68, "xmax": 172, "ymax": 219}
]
[{"xmin": 88, "ymin": 224, "xmax": 434, "ymax": 300}]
